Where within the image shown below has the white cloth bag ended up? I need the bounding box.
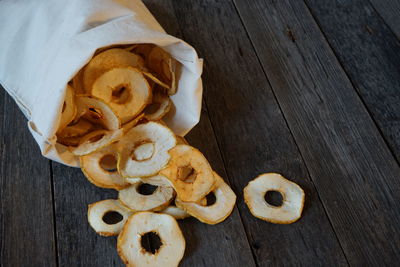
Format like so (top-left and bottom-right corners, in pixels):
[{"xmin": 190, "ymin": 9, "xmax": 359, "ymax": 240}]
[{"xmin": 0, "ymin": 0, "xmax": 203, "ymax": 166}]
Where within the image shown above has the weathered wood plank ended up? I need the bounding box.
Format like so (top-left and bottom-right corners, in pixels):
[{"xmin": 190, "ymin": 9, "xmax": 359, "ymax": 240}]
[
  {"xmin": 52, "ymin": 163, "xmax": 122, "ymax": 266},
  {"xmin": 169, "ymin": 1, "xmax": 348, "ymax": 266},
  {"xmin": 304, "ymin": 0, "xmax": 400, "ymax": 163},
  {"xmin": 369, "ymin": 0, "xmax": 400, "ymax": 38},
  {"xmin": 232, "ymin": 0, "xmax": 400, "ymax": 265},
  {"xmin": 0, "ymin": 88, "xmax": 57, "ymax": 267}
]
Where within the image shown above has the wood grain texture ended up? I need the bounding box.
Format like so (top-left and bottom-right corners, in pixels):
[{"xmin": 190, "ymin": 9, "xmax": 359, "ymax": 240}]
[
  {"xmin": 169, "ymin": 1, "xmax": 348, "ymax": 266},
  {"xmin": 369, "ymin": 0, "xmax": 400, "ymax": 38},
  {"xmin": 52, "ymin": 163, "xmax": 122, "ymax": 266},
  {"xmin": 304, "ymin": 0, "xmax": 400, "ymax": 163},
  {"xmin": 232, "ymin": 0, "xmax": 400, "ymax": 265},
  {"xmin": 0, "ymin": 88, "xmax": 57, "ymax": 267}
]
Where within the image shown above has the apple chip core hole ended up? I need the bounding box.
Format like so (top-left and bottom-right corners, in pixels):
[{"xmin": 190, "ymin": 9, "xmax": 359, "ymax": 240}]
[
  {"xmin": 177, "ymin": 165, "xmax": 197, "ymax": 183},
  {"xmin": 205, "ymin": 191, "xmax": 217, "ymax": 206},
  {"xmin": 99, "ymin": 154, "xmax": 117, "ymax": 172},
  {"xmin": 264, "ymin": 190, "xmax": 283, "ymax": 207},
  {"xmin": 112, "ymin": 84, "xmax": 131, "ymax": 104},
  {"xmin": 131, "ymin": 141, "xmax": 155, "ymax": 161},
  {"xmin": 140, "ymin": 231, "xmax": 162, "ymax": 254},
  {"xmin": 102, "ymin": 211, "xmax": 123, "ymax": 225},
  {"xmin": 137, "ymin": 183, "xmax": 158, "ymax": 195}
]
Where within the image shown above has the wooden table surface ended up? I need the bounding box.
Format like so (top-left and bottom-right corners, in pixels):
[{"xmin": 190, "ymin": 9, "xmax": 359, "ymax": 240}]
[{"xmin": 1, "ymin": 0, "xmax": 400, "ymax": 266}]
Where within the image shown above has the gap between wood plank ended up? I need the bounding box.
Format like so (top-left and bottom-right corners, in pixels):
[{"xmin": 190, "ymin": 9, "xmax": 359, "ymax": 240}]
[
  {"xmin": 49, "ymin": 161, "xmax": 60, "ymax": 267},
  {"xmin": 301, "ymin": 0, "xmax": 400, "ymax": 168}
]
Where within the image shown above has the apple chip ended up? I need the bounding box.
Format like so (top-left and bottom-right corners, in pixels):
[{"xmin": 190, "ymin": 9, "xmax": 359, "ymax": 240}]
[
  {"xmin": 159, "ymin": 145, "xmax": 215, "ymax": 202},
  {"xmin": 80, "ymin": 144, "xmax": 129, "ymax": 190},
  {"xmin": 147, "ymin": 47, "xmax": 177, "ymax": 95},
  {"xmin": 71, "ymin": 129, "xmax": 122, "ymax": 156},
  {"xmin": 117, "ymin": 121, "xmax": 176, "ymax": 177},
  {"xmin": 144, "ymin": 90, "xmax": 171, "ymax": 121},
  {"xmin": 75, "ymin": 96, "xmax": 120, "ymax": 130},
  {"xmin": 119, "ymin": 182, "xmax": 175, "ymax": 212},
  {"xmin": 175, "ymin": 172, "xmax": 236, "ymax": 224},
  {"xmin": 58, "ymin": 85, "xmax": 77, "ymax": 130},
  {"xmin": 244, "ymin": 173, "xmax": 305, "ymax": 224},
  {"xmin": 92, "ymin": 67, "xmax": 152, "ymax": 123},
  {"xmin": 160, "ymin": 205, "xmax": 190, "ymax": 220},
  {"xmin": 57, "ymin": 119, "xmax": 93, "ymax": 138},
  {"xmin": 82, "ymin": 48, "xmax": 145, "ymax": 92},
  {"xmin": 88, "ymin": 199, "xmax": 133, "ymax": 236},
  {"xmin": 117, "ymin": 212, "xmax": 185, "ymax": 267}
]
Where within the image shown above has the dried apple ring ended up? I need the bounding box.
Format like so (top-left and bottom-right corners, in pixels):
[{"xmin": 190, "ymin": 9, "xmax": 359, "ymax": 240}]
[
  {"xmin": 147, "ymin": 47, "xmax": 177, "ymax": 95},
  {"xmin": 88, "ymin": 199, "xmax": 133, "ymax": 236},
  {"xmin": 244, "ymin": 173, "xmax": 305, "ymax": 224},
  {"xmin": 117, "ymin": 121, "xmax": 176, "ymax": 177},
  {"xmin": 159, "ymin": 145, "xmax": 215, "ymax": 202},
  {"xmin": 144, "ymin": 90, "xmax": 171, "ymax": 121},
  {"xmin": 80, "ymin": 144, "xmax": 129, "ymax": 190},
  {"xmin": 82, "ymin": 48, "xmax": 145, "ymax": 92},
  {"xmin": 119, "ymin": 182, "xmax": 175, "ymax": 212},
  {"xmin": 117, "ymin": 212, "xmax": 185, "ymax": 267},
  {"xmin": 58, "ymin": 85, "xmax": 77, "ymax": 130},
  {"xmin": 57, "ymin": 119, "xmax": 93, "ymax": 138},
  {"xmin": 92, "ymin": 67, "xmax": 152, "ymax": 124},
  {"xmin": 175, "ymin": 172, "xmax": 236, "ymax": 225},
  {"xmin": 75, "ymin": 96, "xmax": 120, "ymax": 130},
  {"xmin": 71, "ymin": 129, "xmax": 122, "ymax": 156}
]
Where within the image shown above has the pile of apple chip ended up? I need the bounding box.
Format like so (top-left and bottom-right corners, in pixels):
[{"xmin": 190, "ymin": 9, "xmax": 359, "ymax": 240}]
[{"xmin": 57, "ymin": 44, "xmax": 237, "ymax": 266}]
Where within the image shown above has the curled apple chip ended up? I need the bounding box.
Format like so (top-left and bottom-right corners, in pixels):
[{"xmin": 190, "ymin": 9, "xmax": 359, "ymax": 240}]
[
  {"xmin": 82, "ymin": 48, "xmax": 145, "ymax": 92},
  {"xmin": 244, "ymin": 173, "xmax": 305, "ymax": 224},
  {"xmin": 88, "ymin": 199, "xmax": 133, "ymax": 236},
  {"xmin": 75, "ymin": 96, "xmax": 120, "ymax": 130},
  {"xmin": 92, "ymin": 67, "xmax": 152, "ymax": 123},
  {"xmin": 58, "ymin": 85, "xmax": 77, "ymax": 130},
  {"xmin": 117, "ymin": 121, "xmax": 176, "ymax": 177},
  {"xmin": 57, "ymin": 119, "xmax": 93, "ymax": 138},
  {"xmin": 119, "ymin": 182, "xmax": 175, "ymax": 212},
  {"xmin": 80, "ymin": 144, "xmax": 129, "ymax": 190},
  {"xmin": 159, "ymin": 145, "xmax": 215, "ymax": 202},
  {"xmin": 147, "ymin": 47, "xmax": 177, "ymax": 95},
  {"xmin": 71, "ymin": 129, "xmax": 122, "ymax": 156},
  {"xmin": 175, "ymin": 172, "xmax": 236, "ymax": 225},
  {"xmin": 117, "ymin": 212, "xmax": 185, "ymax": 267},
  {"xmin": 144, "ymin": 90, "xmax": 171, "ymax": 121},
  {"xmin": 160, "ymin": 205, "xmax": 190, "ymax": 220}
]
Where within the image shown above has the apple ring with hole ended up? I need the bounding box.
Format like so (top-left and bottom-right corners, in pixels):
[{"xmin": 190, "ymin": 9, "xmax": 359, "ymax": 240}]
[
  {"xmin": 75, "ymin": 96, "xmax": 120, "ymax": 130},
  {"xmin": 119, "ymin": 181, "xmax": 175, "ymax": 212},
  {"xmin": 82, "ymin": 48, "xmax": 145, "ymax": 93},
  {"xmin": 175, "ymin": 172, "xmax": 236, "ymax": 224},
  {"xmin": 159, "ymin": 145, "xmax": 215, "ymax": 202},
  {"xmin": 244, "ymin": 173, "xmax": 305, "ymax": 224},
  {"xmin": 117, "ymin": 212, "xmax": 185, "ymax": 267},
  {"xmin": 80, "ymin": 143, "xmax": 129, "ymax": 190},
  {"xmin": 88, "ymin": 199, "xmax": 133, "ymax": 236},
  {"xmin": 92, "ymin": 67, "xmax": 152, "ymax": 124},
  {"xmin": 117, "ymin": 121, "xmax": 176, "ymax": 178}
]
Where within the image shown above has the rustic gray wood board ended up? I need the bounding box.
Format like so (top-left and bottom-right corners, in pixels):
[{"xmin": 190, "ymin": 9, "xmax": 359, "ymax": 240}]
[
  {"xmin": 52, "ymin": 163, "xmax": 122, "ymax": 266},
  {"xmin": 232, "ymin": 0, "xmax": 400, "ymax": 265},
  {"xmin": 304, "ymin": 0, "xmax": 400, "ymax": 163},
  {"xmin": 0, "ymin": 89, "xmax": 57, "ymax": 267},
  {"xmin": 369, "ymin": 0, "xmax": 400, "ymax": 38},
  {"xmin": 169, "ymin": 0, "xmax": 347, "ymax": 266}
]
